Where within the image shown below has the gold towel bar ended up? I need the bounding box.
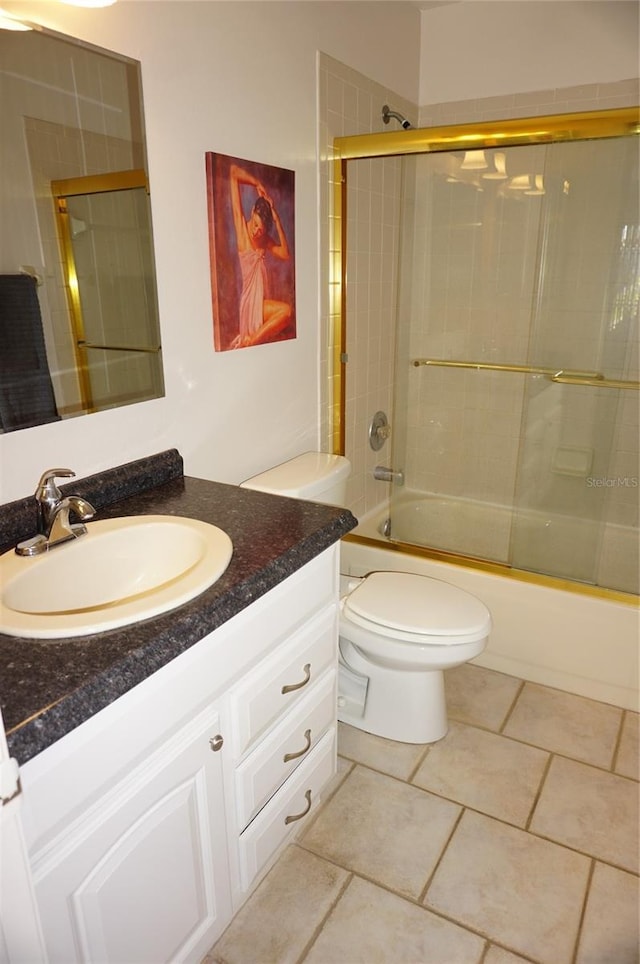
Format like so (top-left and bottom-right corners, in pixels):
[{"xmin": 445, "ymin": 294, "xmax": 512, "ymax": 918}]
[
  {"xmin": 550, "ymin": 373, "xmax": 640, "ymax": 390},
  {"xmin": 412, "ymin": 358, "xmax": 639, "ymax": 390}
]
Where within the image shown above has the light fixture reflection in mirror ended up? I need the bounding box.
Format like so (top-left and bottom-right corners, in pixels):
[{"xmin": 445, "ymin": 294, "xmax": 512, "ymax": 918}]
[{"xmin": 0, "ymin": 26, "xmax": 164, "ymax": 433}]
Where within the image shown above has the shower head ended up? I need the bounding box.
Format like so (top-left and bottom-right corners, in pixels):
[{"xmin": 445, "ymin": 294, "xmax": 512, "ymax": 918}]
[{"xmin": 382, "ymin": 104, "xmax": 412, "ymax": 130}]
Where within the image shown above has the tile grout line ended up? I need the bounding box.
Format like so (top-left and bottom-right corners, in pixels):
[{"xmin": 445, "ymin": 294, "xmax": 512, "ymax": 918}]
[
  {"xmin": 294, "ymin": 861, "xmax": 354, "ymax": 964},
  {"xmin": 570, "ymin": 857, "xmax": 596, "ymax": 964},
  {"xmin": 524, "ymin": 749, "xmax": 555, "ymax": 832},
  {"xmin": 417, "ymin": 804, "xmax": 466, "ymax": 906},
  {"xmin": 498, "ymin": 677, "xmax": 526, "ymax": 733},
  {"xmin": 610, "ymin": 706, "xmax": 629, "ymax": 775},
  {"xmin": 407, "ymin": 740, "xmax": 432, "ymax": 784}
]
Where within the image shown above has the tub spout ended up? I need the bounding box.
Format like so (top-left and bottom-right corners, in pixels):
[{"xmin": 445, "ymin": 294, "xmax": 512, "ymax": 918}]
[{"xmin": 374, "ymin": 466, "xmax": 404, "ymax": 485}]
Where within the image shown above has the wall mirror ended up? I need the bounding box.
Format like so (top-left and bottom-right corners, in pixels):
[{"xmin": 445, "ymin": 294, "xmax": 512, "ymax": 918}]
[{"xmin": 0, "ymin": 26, "xmax": 164, "ymax": 433}]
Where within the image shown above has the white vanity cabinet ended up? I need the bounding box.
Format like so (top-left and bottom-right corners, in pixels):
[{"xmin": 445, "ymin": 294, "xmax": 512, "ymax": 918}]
[{"xmin": 16, "ymin": 545, "xmax": 340, "ymax": 964}]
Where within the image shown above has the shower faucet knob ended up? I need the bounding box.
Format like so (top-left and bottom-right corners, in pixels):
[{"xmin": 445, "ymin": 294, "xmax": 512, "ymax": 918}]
[{"xmin": 369, "ymin": 411, "xmax": 391, "ymax": 451}]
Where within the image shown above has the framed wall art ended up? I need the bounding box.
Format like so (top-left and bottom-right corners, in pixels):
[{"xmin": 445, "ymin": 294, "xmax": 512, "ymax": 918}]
[{"xmin": 206, "ymin": 152, "xmax": 296, "ymax": 351}]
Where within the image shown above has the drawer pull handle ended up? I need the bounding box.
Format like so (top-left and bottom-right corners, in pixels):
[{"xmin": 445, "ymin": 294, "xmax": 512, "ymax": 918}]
[
  {"xmin": 283, "ymin": 728, "xmax": 312, "ymax": 763},
  {"xmin": 281, "ymin": 663, "xmax": 311, "ymax": 695},
  {"xmin": 284, "ymin": 789, "xmax": 312, "ymax": 825},
  {"xmin": 209, "ymin": 734, "xmax": 224, "ymax": 752}
]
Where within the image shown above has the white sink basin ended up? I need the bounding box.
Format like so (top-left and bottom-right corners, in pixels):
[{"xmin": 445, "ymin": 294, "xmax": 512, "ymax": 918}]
[{"xmin": 0, "ymin": 515, "xmax": 233, "ymax": 639}]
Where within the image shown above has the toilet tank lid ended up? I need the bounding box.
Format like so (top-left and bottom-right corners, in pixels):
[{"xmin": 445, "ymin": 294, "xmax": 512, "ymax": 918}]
[
  {"xmin": 344, "ymin": 571, "xmax": 491, "ymax": 637},
  {"xmin": 240, "ymin": 452, "xmax": 351, "ymax": 498}
]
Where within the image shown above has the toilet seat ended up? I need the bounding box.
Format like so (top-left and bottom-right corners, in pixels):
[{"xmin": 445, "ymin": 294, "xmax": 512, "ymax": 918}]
[{"xmin": 342, "ymin": 571, "xmax": 491, "ymax": 645}]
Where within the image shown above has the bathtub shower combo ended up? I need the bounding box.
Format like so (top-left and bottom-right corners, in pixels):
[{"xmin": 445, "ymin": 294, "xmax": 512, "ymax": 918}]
[{"xmin": 333, "ymin": 108, "xmax": 639, "ymax": 712}]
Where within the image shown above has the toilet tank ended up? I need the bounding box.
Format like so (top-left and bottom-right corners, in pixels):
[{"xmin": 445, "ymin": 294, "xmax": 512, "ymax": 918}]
[{"xmin": 240, "ymin": 452, "xmax": 351, "ymax": 505}]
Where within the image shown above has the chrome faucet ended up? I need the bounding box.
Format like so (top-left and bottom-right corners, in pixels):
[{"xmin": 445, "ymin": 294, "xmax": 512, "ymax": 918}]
[{"xmin": 15, "ymin": 469, "xmax": 96, "ymax": 556}]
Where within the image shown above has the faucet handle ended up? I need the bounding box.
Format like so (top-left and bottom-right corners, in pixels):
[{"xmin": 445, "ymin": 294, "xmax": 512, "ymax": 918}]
[{"xmin": 35, "ymin": 468, "xmax": 75, "ymax": 501}]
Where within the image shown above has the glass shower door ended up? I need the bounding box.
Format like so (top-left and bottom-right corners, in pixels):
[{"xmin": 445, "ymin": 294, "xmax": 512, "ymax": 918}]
[
  {"xmin": 388, "ymin": 132, "xmax": 639, "ymax": 593},
  {"xmin": 390, "ymin": 141, "xmax": 550, "ymax": 563},
  {"xmin": 510, "ymin": 135, "xmax": 639, "ymax": 592}
]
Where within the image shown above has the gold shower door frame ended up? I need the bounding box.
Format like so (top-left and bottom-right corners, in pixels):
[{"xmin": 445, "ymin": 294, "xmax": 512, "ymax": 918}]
[{"xmin": 331, "ymin": 107, "xmax": 639, "ymax": 604}]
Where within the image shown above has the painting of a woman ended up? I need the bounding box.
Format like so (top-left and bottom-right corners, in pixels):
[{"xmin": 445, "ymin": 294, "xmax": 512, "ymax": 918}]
[{"xmin": 206, "ymin": 153, "xmax": 296, "ymax": 351}]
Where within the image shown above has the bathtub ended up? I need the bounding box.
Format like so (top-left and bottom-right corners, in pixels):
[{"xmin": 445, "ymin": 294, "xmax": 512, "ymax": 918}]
[{"xmin": 342, "ymin": 497, "xmax": 639, "ymax": 712}]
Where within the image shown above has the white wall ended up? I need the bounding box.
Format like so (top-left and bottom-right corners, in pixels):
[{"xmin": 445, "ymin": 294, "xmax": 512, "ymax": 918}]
[
  {"xmin": 419, "ymin": 0, "xmax": 640, "ymax": 105},
  {"xmin": 0, "ymin": 0, "xmax": 420, "ymax": 504}
]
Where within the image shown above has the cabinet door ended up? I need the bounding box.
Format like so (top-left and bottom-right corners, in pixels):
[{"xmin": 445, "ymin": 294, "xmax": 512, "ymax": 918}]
[{"xmin": 31, "ymin": 704, "xmax": 232, "ymax": 964}]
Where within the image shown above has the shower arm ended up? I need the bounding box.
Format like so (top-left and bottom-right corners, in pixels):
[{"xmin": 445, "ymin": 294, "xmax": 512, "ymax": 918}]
[
  {"xmin": 382, "ymin": 105, "xmax": 412, "ymax": 130},
  {"xmin": 412, "ymin": 358, "xmax": 640, "ymax": 391}
]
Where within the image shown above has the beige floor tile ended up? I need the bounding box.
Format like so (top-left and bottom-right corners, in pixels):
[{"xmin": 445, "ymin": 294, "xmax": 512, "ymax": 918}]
[
  {"xmin": 337, "ymin": 722, "xmax": 428, "ymax": 780},
  {"xmin": 412, "ymin": 721, "xmax": 548, "ymax": 826},
  {"xmin": 615, "ymin": 710, "xmax": 640, "ymax": 781},
  {"xmin": 208, "ymin": 846, "xmax": 348, "ymax": 964},
  {"xmin": 425, "ymin": 810, "xmax": 590, "ymax": 964},
  {"xmin": 300, "ymin": 764, "xmax": 461, "ymax": 899},
  {"xmin": 304, "ymin": 875, "xmax": 485, "ymax": 964},
  {"xmin": 530, "ymin": 756, "xmax": 640, "ymax": 873},
  {"xmin": 484, "ymin": 946, "xmax": 533, "ymax": 964},
  {"xmin": 575, "ymin": 862, "xmax": 640, "ymax": 964},
  {"xmin": 504, "ymin": 683, "xmax": 622, "ymax": 767},
  {"xmin": 445, "ymin": 664, "xmax": 522, "ymax": 731},
  {"xmin": 327, "ymin": 754, "xmax": 354, "ymax": 793}
]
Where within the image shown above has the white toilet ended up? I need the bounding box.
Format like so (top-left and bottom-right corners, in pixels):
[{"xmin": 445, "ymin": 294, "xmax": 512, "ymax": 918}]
[{"xmin": 241, "ymin": 452, "xmax": 491, "ymax": 744}]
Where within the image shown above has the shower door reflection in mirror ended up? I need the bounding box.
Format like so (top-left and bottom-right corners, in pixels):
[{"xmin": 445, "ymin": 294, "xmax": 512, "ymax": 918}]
[
  {"xmin": 0, "ymin": 27, "xmax": 164, "ymax": 432},
  {"xmin": 53, "ymin": 172, "xmax": 163, "ymax": 414}
]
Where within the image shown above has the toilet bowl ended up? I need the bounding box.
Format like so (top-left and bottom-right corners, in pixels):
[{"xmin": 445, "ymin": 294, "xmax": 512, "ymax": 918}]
[
  {"xmin": 337, "ymin": 571, "xmax": 490, "ymax": 743},
  {"xmin": 241, "ymin": 452, "xmax": 492, "ymax": 744}
]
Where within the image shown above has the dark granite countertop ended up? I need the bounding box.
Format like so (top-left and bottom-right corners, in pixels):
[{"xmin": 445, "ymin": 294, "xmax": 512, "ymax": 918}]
[{"xmin": 0, "ymin": 451, "xmax": 357, "ymax": 765}]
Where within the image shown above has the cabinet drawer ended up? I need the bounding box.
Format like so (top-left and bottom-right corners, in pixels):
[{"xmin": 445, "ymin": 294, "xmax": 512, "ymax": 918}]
[
  {"xmin": 230, "ymin": 606, "xmax": 337, "ymax": 757},
  {"xmin": 234, "ymin": 669, "xmax": 336, "ymax": 831},
  {"xmin": 237, "ymin": 727, "xmax": 336, "ymax": 893}
]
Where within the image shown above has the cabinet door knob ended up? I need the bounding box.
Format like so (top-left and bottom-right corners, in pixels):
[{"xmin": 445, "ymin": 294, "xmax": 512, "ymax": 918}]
[
  {"xmin": 283, "ymin": 728, "xmax": 312, "ymax": 763},
  {"xmin": 281, "ymin": 663, "xmax": 311, "ymax": 695},
  {"xmin": 284, "ymin": 789, "xmax": 312, "ymax": 825},
  {"xmin": 209, "ymin": 734, "xmax": 224, "ymax": 752}
]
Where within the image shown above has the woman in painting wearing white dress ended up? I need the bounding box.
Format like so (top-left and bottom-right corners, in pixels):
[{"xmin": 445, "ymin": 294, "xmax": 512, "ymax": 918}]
[{"xmin": 229, "ymin": 164, "xmax": 292, "ymax": 348}]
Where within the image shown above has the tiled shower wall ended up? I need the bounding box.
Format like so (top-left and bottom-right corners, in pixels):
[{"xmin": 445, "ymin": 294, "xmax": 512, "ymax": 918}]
[
  {"xmin": 318, "ymin": 54, "xmax": 416, "ymax": 519},
  {"xmin": 319, "ymin": 63, "xmax": 638, "ymax": 590}
]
